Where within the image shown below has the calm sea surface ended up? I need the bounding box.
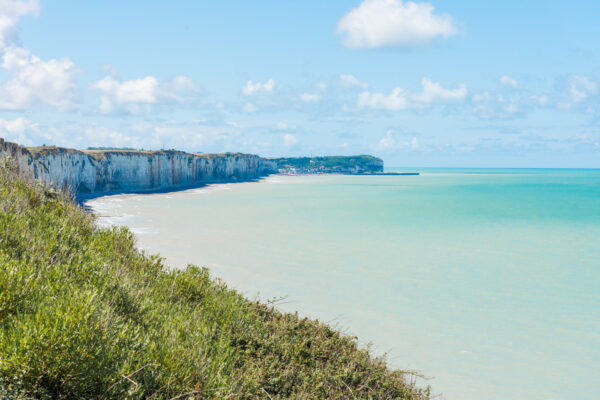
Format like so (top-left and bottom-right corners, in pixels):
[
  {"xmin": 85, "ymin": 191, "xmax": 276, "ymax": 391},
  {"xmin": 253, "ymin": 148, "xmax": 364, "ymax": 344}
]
[{"xmin": 86, "ymin": 169, "xmax": 600, "ymax": 400}]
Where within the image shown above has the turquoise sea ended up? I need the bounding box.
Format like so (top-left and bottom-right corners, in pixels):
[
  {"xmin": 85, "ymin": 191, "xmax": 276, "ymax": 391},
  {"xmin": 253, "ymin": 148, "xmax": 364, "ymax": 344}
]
[{"xmin": 86, "ymin": 169, "xmax": 600, "ymax": 400}]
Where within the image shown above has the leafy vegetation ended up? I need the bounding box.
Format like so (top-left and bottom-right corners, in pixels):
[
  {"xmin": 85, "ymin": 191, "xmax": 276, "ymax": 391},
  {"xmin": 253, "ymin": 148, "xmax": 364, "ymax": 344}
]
[
  {"xmin": 86, "ymin": 147, "xmax": 140, "ymax": 151},
  {"xmin": 269, "ymin": 156, "xmax": 383, "ymax": 174},
  {"xmin": 0, "ymin": 159, "xmax": 428, "ymax": 399}
]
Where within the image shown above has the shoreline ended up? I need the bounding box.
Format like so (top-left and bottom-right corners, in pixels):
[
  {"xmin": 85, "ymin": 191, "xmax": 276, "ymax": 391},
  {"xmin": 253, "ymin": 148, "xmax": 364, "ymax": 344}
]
[
  {"xmin": 78, "ymin": 175, "xmax": 270, "ymax": 205},
  {"xmin": 80, "ymin": 171, "xmax": 421, "ymax": 204}
]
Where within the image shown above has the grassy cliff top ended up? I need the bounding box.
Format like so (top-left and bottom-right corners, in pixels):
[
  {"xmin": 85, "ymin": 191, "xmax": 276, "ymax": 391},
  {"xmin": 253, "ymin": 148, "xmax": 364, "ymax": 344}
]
[
  {"xmin": 20, "ymin": 143, "xmax": 253, "ymax": 161},
  {"xmin": 0, "ymin": 159, "xmax": 429, "ymax": 400},
  {"xmin": 25, "ymin": 145, "xmax": 163, "ymax": 160},
  {"xmin": 83, "ymin": 149, "xmax": 253, "ymax": 161},
  {"xmin": 26, "ymin": 145, "xmax": 81, "ymax": 156}
]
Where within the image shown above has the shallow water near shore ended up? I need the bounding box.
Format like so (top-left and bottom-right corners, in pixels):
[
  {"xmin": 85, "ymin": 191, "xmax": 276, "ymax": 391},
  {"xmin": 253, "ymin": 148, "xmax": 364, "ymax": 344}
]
[{"xmin": 86, "ymin": 169, "xmax": 600, "ymax": 400}]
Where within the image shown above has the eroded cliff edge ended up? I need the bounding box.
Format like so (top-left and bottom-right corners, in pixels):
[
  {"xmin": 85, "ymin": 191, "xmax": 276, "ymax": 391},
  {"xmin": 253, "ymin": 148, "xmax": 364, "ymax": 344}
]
[{"xmin": 0, "ymin": 138, "xmax": 277, "ymax": 196}]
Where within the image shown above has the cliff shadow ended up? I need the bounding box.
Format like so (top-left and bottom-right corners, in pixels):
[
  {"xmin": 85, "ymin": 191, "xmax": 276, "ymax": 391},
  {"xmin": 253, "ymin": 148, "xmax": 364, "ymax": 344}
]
[{"xmin": 77, "ymin": 175, "xmax": 272, "ymax": 207}]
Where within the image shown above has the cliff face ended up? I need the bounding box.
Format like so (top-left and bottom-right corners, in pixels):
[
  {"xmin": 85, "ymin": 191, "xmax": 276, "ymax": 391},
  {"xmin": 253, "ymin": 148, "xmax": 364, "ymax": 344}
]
[{"xmin": 0, "ymin": 138, "xmax": 277, "ymax": 195}]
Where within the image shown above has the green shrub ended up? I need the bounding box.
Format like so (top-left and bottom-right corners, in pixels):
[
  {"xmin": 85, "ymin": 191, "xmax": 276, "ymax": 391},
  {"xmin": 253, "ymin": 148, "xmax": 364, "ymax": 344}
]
[{"xmin": 0, "ymin": 158, "xmax": 429, "ymax": 399}]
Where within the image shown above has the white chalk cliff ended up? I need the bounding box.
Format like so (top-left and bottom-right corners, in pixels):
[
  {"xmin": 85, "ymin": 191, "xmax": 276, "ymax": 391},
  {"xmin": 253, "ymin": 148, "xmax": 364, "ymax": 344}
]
[{"xmin": 0, "ymin": 138, "xmax": 277, "ymax": 195}]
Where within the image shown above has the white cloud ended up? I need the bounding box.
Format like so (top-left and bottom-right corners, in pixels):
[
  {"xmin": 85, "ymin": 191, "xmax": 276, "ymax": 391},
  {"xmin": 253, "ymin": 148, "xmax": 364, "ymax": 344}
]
[
  {"xmin": 568, "ymin": 133, "xmax": 600, "ymax": 149},
  {"xmin": 0, "ymin": 0, "xmax": 38, "ymax": 16},
  {"xmin": 0, "ymin": 119, "xmax": 136, "ymax": 149},
  {"xmin": 340, "ymin": 73, "xmax": 368, "ymax": 89},
  {"xmin": 472, "ymin": 91, "xmax": 520, "ymax": 119},
  {"xmin": 0, "ymin": 2, "xmax": 80, "ymax": 112},
  {"xmin": 273, "ymin": 122, "xmax": 298, "ymax": 132},
  {"xmin": 357, "ymin": 78, "xmax": 466, "ymax": 111},
  {"xmin": 90, "ymin": 74, "xmax": 197, "ymax": 113},
  {"xmin": 166, "ymin": 74, "xmax": 196, "ymax": 93},
  {"xmin": 374, "ymin": 130, "xmax": 419, "ymax": 151},
  {"xmin": 555, "ymin": 75, "xmax": 597, "ymax": 111},
  {"xmin": 79, "ymin": 126, "xmax": 141, "ymax": 149},
  {"xmin": 8, "ymin": 118, "xmax": 248, "ymax": 151},
  {"xmin": 376, "ymin": 130, "xmax": 396, "ymax": 150},
  {"xmin": 500, "ymin": 75, "xmax": 518, "ymax": 88},
  {"xmin": 0, "ymin": 117, "xmax": 50, "ymax": 146},
  {"xmin": 299, "ymin": 92, "xmax": 321, "ymax": 102},
  {"xmin": 242, "ymin": 102, "xmax": 257, "ymax": 113},
  {"xmin": 410, "ymin": 137, "xmax": 419, "ymax": 149},
  {"xmin": 411, "ymin": 78, "xmax": 467, "ymax": 103},
  {"xmin": 0, "ymin": 0, "xmax": 39, "ymax": 50},
  {"xmin": 102, "ymin": 63, "xmax": 118, "ymax": 78},
  {"xmin": 358, "ymin": 87, "xmax": 410, "ymax": 110},
  {"xmin": 316, "ymin": 81, "xmax": 328, "ymax": 91},
  {"xmin": 0, "ymin": 47, "xmax": 79, "ymax": 111},
  {"xmin": 566, "ymin": 75, "xmax": 596, "ymax": 103},
  {"xmin": 135, "ymin": 121, "xmax": 236, "ymax": 150},
  {"xmin": 337, "ymin": 0, "xmax": 457, "ymax": 48},
  {"xmin": 93, "ymin": 76, "xmax": 157, "ymax": 108},
  {"xmin": 242, "ymin": 79, "xmax": 275, "ymax": 96},
  {"xmin": 283, "ymin": 133, "xmax": 298, "ymax": 147},
  {"xmin": 529, "ymin": 94, "xmax": 548, "ymax": 106}
]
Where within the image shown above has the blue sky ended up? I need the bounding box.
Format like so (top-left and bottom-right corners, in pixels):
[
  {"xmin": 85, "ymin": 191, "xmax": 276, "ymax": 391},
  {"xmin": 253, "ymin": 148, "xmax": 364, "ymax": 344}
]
[{"xmin": 0, "ymin": 0, "xmax": 599, "ymax": 167}]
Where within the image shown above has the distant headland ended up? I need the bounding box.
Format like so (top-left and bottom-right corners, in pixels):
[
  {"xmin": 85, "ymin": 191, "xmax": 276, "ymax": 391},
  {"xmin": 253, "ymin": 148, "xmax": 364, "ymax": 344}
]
[{"xmin": 269, "ymin": 155, "xmax": 383, "ymax": 174}]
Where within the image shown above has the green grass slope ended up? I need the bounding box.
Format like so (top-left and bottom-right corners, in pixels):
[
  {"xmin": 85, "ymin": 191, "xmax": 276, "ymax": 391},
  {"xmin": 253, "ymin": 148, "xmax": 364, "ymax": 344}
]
[{"xmin": 0, "ymin": 160, "xmax": 429, "ymax": 400}]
